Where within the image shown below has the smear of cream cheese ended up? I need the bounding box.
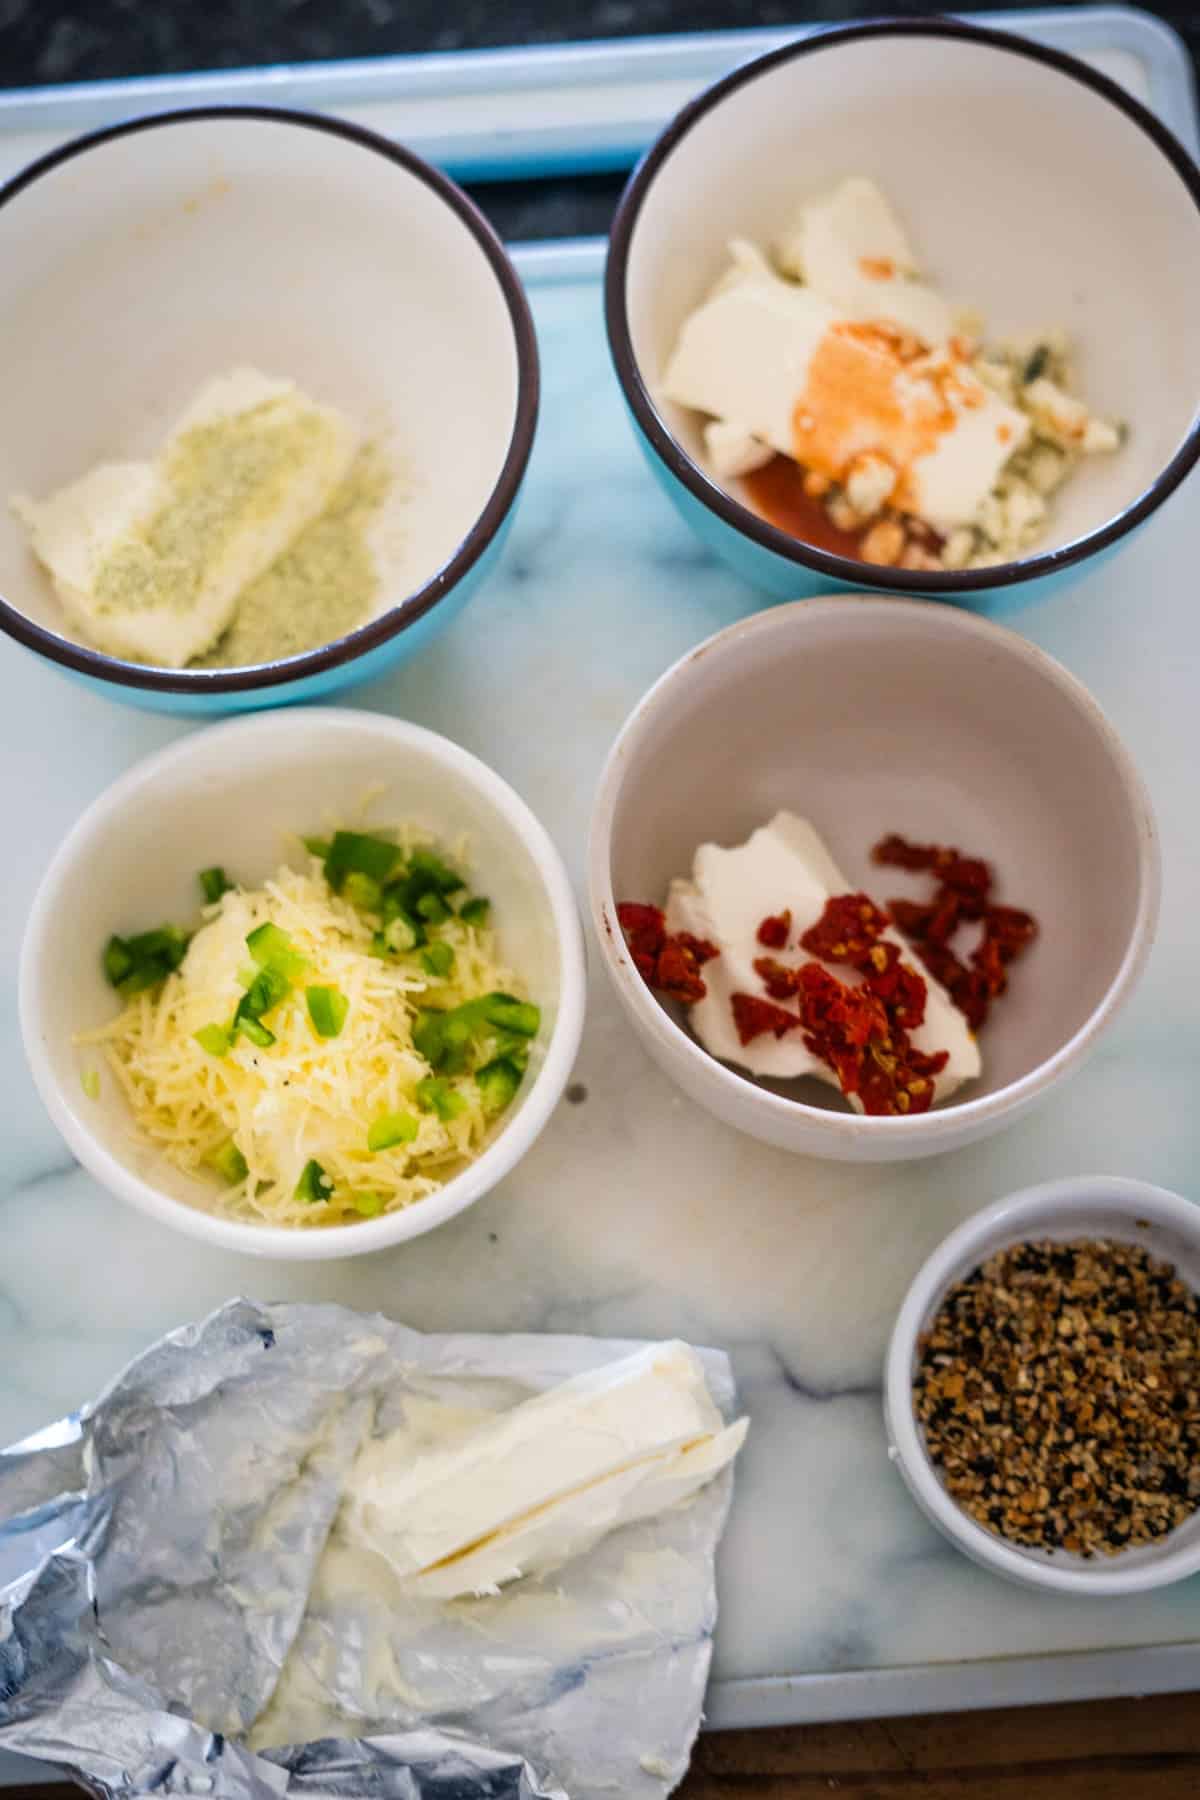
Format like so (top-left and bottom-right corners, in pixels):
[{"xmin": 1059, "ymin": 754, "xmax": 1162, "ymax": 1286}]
[{"xmin": 664, "ymin": 811, "xmax": 981, "ymax": 1107}]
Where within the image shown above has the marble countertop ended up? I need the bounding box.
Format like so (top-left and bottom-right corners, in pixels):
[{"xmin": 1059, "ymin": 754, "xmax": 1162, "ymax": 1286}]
[{"xmin": 3, "ymin": 236, "xmax": 1200, "ymax": 1722}]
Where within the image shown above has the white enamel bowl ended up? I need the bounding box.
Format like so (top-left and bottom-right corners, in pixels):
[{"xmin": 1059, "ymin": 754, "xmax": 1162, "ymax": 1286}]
[
  {"xmin": 886, "ymin": 1177, "xmax": 1200, "ymax": 1594},
  {"xmin": 588, "ymin": 597, "xmax": 1159, "ymax": 1162},
  {"xmin": 20, "ymin": 709, "xmax": 586, "ymax": 1260},
  {"xmin": 0, "ymin": 107, "xmax": 538, "ymax": 713},
  {"xmin": 605, "ymin": 18, "xmax": 1200, "ymax": 605}
]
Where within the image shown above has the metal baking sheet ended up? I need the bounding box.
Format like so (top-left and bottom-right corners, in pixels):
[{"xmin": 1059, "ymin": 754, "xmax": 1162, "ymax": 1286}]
[{"xmin": 1, "ymin": 11, "xmax": 1199, "ymax": 1780}]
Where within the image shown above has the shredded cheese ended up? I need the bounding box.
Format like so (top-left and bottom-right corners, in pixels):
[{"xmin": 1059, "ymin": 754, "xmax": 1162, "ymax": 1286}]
[{"xmin": 80, "ymin": 852, "xmax": 523, "ymax": 1228}]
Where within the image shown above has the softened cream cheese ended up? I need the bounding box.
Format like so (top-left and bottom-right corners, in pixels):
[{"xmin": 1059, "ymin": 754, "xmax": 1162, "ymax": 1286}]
[
  {"xmin": 12, "ymin": 368, "xmax": 357, "ymax": 667},
  {"xmin": 341, "ymin": 1341, "xmax": 747, "ymax": 1599},
  {"xmin": 665, "ymin": 811, "xmax": 981, "ymax": 1107}
]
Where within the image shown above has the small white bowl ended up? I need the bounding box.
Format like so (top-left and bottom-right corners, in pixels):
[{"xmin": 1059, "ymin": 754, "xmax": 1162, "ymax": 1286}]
[
  {"xmin": 605, "ymin": 18, "xmax": 1200, "ymax": 604},
  {"xmin": 885, "ymin": 1176, "xmax": 1200, "ymax": 1595},
  {"xmin": 588, "ymin": 596, "xmax": 1159, "ymax": 1162},
  {"xmin": 20, "ymin": 709, "xmax": 586, "ymax": 1260}
]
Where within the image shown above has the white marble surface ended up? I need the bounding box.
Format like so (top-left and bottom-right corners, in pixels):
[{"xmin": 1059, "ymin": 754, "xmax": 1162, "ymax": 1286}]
[{"xmin": 4, "ymin": 256, "xmax": 1200, "ymax": 1725}]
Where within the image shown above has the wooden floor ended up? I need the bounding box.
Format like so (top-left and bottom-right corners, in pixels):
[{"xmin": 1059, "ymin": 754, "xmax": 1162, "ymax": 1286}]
[
  {"xmin": 5, "ymin": 1693, "xmax": 1199, "ymax": 1797},
  {"xmin": 677, "ymin": 1693, "xmax": 1200, "ymax": 1798}
]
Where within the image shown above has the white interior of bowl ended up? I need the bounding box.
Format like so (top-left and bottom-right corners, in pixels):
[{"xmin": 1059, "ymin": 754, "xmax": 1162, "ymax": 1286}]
[
  {"xmin": 0, "ymin": 114, "xmax": 520, "ymax": 660},
  {"xmin": 604, "ymin": 600, "xmax": 1155, "ymax": 1112},
  {"xmin": 21, "ymin": 710, "xmax": 581, "ymax": 1258},
  {"xmin": 623, "ymin": 31, "xmax": 1200, "ymax": 557},
  {"xmin": 886, "ymin": 1179, "xmax": 1200, "ymax": 1592}
]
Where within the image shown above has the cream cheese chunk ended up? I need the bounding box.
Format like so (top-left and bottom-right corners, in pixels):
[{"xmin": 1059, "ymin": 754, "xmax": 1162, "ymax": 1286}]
[
  {"xmin": 664, "ymin": 811, "xmax": 981, "ymax": 1107},
  {"xmin": 776, "ymin": 175, "xmax": 956, "ymax": 348},
  {"xmin": 663, "ymin": 275, "xmax": 836, "ymax": 458},
  {"xmin": 11, "ymin": 367, "xmax": 357, "ymax": 668},
  {"xmin": 662, "ymin": 177, "xmax": 1034, "ymax": 532},
  {"xmin": 662, "ymin": 249, "xmax": 1027, "ymax": 529},
  {"xmin": 341, "ymin": 1341, "xmax": 746, "ymax": 1598}
]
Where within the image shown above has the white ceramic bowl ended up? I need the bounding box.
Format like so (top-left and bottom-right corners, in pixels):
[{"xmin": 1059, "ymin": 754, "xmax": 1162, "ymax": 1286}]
[
  {"xmin": 605, "ymin": 18, "xmax": 1200, "ymax": 604},
  {"xmin": 885, "ymin": 1176, "xmax": 1200, "ymax": 1595},
  {"xmin": 0, "ymin": 107, "xmax": 538, "ymax": 712},
  {"xmin": 588, "ymin": 596, "xmax": 1159, "ymax": 1161},
  {"xmin": 20, "ymin": 709, "xmax": 586, "ymax": 1260}
]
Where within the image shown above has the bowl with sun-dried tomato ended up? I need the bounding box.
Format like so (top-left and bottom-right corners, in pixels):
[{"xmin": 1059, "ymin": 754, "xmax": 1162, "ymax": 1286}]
[{"xmin": 588, "ymin": 596, "xmax": 1159, "ymax": 1161}]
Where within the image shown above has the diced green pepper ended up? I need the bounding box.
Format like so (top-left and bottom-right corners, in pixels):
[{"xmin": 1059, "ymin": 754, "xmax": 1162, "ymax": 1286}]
[
  {"xmin": 306, "ymin": 985, "xmax": 348, "ymax": 1039},
  {"xmin": 246, "ymin": 923, "xmax": 296, "ymax": 967},
  {"xmin": 408, "ymin": 848, "xmax": 465, "ymax": 894},
  {"xmin": 367, "ymin": 1110, "xmax": 419, "ymax": 1151},
  {"xmin": 198, "ymin": 866, "xmax": 232, "ymax": 904},
  {"xmin": 302, "ymin": 835, "xmax": 331, "ymax": 859},
  {"xmin": 103, "ymin": 937, "xmax": 134, "ymax": 987},
  {"xmin": 483, "ymin": 995, "xmax": 540, "ymax": 1037},
  {"xmin": 353, "ymin": 1190, "xmax": 385, "ymax": 1217},
  {"xmin": 230, "ymin": 954, "xmax": 289, "ymax": 1046},
  {"xmin": 295, "ymin": 1159, "xmax": 333, "ymax": 1204},
  {"xmin": 235, "ymin": 1014, "xmax": 275, "ymax": 1049},
  {"xmin": 208, "ymin": 1139, "xmax": 248, "ymax": 1185},
  {"xmin": 380, "ymin": 899, "xmax": 424, "ymax": 952},
  {"xmin": 416, "ymin": 1076, "xmax": 466, "ymax": 1122},
  {"xmin": 476, "ymin": 1056, "xmax": 522, "ymax": 1118},
  {"xmin": 103, "ymin": 923, "xmax": 191, "ymax": 996},
  {"xmin": 458, "ymin": 896, "xmax": 490, "ymax": 926},
  {"xmin": 325, "ymin": 831, "xmax": 401, "ymax": 890},
  {"xmin": 343, "ymin": 871, "xmax": 384, "ymax": 915},
  {"xmin": 421, "ymin": 941, "xmax": 455, "ymax": 979},
  {"xmin": 415, "ymin": 891, "xmax": 451, "ymax": 925},
  {"xmin": 194, "ymin": 1023, "xmax": 232, "ymax": 1057}
]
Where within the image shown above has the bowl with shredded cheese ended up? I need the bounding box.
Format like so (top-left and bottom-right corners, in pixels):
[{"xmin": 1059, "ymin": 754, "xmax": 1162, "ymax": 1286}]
[{"xmin": 20, "ymin": 709, "xmax": 586, "ymax": 1258}]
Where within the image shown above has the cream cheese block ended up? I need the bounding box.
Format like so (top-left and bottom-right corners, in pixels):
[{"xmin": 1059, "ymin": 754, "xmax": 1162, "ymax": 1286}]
[
  {"xmin": 341, "ymin": 1341, "xmax": 747, "ymax": 1598},
  {"xmin": 776, "ymin": 175, "xmax": 957, "ymax": 349},
  {"xmin": 661, "ymin": 178, "xmax": 1031, "ymax": 531},
  {"xmin": 12, "ymin": 367, "xmax": 357, "ymax": 668},
  {"xmin": 665, "ymin": 811, "xmax": 981, "ymax": 1107}
]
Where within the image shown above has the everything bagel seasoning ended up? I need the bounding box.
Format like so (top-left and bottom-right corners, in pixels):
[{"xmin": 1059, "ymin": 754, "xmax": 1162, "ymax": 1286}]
[{"xmin": 915, "ymin": 1238, "xmax": 1200, "ymax": 1556}]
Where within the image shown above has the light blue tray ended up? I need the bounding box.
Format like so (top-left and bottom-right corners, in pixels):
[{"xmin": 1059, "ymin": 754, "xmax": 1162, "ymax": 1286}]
[{"xmin": 1, "ymin": 10, "xmax": 1199, "ymax": 1779}]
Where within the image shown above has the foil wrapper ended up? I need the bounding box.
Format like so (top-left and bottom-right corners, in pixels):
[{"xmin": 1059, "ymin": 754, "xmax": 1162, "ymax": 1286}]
[{"xmin": 0, "ymin": 1300, "xmax": 739, "ymax": 1800}]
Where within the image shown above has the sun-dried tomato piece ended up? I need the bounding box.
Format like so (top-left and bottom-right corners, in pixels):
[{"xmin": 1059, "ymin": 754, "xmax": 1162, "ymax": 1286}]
[
  {"xmin": 676, "ymin": 932, "xmax": 720, "ymax": 966},
  {"xmin": 887, "ymin": 897, "xmax": 936, "ymax": 939},
  {"xmin": 983, "ymin": 905, "xmax": 1038, "ymax": 959},
  {"xmin": 751, "ymin": 955, "xmax": 801, "ymax": 1000},
  {"xmin": 796, "ymin": 962, "xmax": 888, "ymax": 1052},
  {"xmin": 880, "ymin": 834, "xmax": 1037, "ymax": 1035},
  {"xmin": 617, "ymin": 902, "xmax": 718, "ymax": 1004},
  {"xmin": 863, "ymin": 941, "xmax": 928, "ymax": 1031},
  {"xmin": 756, "ymin": 909, "xmax": 792, "ymax": 949},
  {"xmin": 940, "ymin": 856, "xmax": 992, "ymax": 904},
  {"xmin": 616, "ymin": 902, "xmax": 665, "ymax": 973},
  {"xmin": 799, "ymin": 893, "xmax": 889, "ymax": 964},
  {"xmin": 654, "ymin": 939, "xmax": 708, "ymax": 1003},
  {"xmin": 872, "ymin": 835, "xmax": 953, "ymax": 873},
  {"xmin": 731, "ymin": 992, "xmax": 803, "ymax": 1046},
  {"xmin": 791, "ymin": 961, "xmax": 943, "ymax": 1115}
]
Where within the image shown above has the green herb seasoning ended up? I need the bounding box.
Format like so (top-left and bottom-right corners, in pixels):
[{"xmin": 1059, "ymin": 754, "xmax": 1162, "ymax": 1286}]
[{"xmin": 198, "ymin": 445, "xmax": 391, "ymax": 668}]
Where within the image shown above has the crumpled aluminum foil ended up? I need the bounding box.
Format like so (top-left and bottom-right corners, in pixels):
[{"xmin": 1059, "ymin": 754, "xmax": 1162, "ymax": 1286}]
[{"xmin": 0, "ymin": 1300, "xmax": 739, "ymax": 1800}]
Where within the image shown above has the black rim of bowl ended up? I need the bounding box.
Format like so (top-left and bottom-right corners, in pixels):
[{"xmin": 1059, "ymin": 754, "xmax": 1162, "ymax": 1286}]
[
  {"xmin": 605, "ymin": 16, "xmax": 1200, "ymax": 595},
  {"xmin": 0, "ymin": 104, "xmax": 541, "ymax": 694}
]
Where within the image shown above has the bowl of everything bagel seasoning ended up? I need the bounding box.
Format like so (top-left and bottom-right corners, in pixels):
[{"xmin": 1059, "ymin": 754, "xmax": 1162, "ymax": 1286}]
[{"xmin": 885, "ymin": 1176, "xmax": 1200, "ymax": 1594}]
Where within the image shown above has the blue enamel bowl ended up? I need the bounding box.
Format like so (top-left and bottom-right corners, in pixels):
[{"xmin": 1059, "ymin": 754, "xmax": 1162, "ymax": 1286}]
[
  {"xmin": 0, "ymin": 107, "xmax": 538, "ymax": 714},
  {"xmin": 605, "ymin": 19, "xmax": 1200, "ymax": 608}
]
